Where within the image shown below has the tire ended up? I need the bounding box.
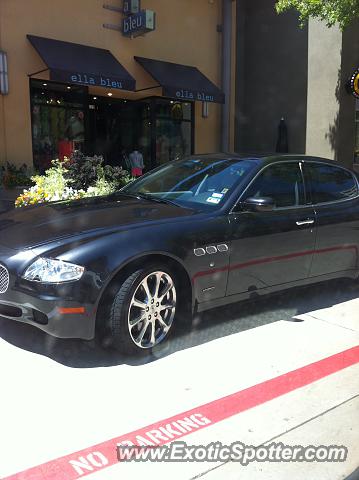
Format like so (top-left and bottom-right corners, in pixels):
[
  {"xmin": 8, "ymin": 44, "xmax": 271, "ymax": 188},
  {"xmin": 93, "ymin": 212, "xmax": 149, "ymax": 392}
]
[{"xmin": 106, "ymin": 264, "xmax": 179, "ymax": 355}]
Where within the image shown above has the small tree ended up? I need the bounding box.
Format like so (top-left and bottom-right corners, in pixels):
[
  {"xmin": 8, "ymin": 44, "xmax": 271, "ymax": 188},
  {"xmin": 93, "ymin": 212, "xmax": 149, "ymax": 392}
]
[{"xmin": 276, "ymin": 0, "xmax": 359, "ymax": 30}]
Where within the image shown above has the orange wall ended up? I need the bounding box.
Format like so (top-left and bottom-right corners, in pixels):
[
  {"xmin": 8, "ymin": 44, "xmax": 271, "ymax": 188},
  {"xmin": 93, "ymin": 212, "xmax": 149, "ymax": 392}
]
[{"xmin": 0, "ymin": 0, "xmax": 234, "ymax": 167}]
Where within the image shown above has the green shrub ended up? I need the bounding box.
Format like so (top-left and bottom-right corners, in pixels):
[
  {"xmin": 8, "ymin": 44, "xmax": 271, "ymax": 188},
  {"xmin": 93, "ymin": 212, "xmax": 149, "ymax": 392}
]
[
  {"xmin": 15, "ymin": 156, "xmax": 134, "ymax": 208},
  {"xmin": 65, "ymin": 153, "xmax": 131, "ymax": 191},
  {"xmin": 0, "ymin": 162, "xmax": 33, "ymax": 188},
  {"xmin": 15, "ymin": 160, "xmax": 85, "ymax": 208}
]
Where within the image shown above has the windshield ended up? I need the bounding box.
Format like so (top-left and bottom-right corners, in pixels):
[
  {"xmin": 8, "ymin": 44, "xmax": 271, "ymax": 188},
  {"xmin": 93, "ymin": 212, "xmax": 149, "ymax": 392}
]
[{"xmin": 121, "ymin": 157, "xmax": 259, "ymax": 210}]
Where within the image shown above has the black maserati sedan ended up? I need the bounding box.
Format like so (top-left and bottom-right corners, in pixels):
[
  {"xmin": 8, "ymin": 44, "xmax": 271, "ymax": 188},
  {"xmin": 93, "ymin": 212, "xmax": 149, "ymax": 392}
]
[{"xmin": 0, "ymin": 154, "xmax": 358, "ymax": 354}]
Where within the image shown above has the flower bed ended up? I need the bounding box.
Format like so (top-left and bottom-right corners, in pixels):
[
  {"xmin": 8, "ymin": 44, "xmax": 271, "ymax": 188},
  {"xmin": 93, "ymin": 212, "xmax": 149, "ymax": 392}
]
[{"xmin": 13, "ymin": 155, "xmax": 133, "ymax": 208}]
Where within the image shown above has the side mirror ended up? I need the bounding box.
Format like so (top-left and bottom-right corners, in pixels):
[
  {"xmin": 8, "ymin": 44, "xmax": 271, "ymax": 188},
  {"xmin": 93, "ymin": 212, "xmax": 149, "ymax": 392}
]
[{"xmin": 238, "ymin": 197, "xmax": 276, "ymax": 213}]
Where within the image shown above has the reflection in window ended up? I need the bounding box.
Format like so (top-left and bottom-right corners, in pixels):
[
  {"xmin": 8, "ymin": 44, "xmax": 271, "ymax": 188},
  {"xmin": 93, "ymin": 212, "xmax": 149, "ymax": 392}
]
[
  {"xmin": 123, "ymin": 158, "xmax": 258, "ymax": 209},
  {"xmin": 306, "ymin": 164, "xmax": 358, "ymax": 203},
  {"xmin": 244, "ymin": 163, "xmax": 305, "ymax": 208}
]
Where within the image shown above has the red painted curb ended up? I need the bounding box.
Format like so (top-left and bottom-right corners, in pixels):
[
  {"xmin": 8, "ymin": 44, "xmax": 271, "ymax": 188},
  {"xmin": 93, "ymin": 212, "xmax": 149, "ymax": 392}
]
[{"xmin": 4, "ymin": 345, "xmax": 359, "ymax": 480}]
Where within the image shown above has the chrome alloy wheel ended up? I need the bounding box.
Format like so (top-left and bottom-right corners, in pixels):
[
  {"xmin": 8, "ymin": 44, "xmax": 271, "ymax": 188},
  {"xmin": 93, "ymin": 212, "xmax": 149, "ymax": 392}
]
[{"xmin": 128, "ymin": 271, "xmax": 177, "ymax": 349}]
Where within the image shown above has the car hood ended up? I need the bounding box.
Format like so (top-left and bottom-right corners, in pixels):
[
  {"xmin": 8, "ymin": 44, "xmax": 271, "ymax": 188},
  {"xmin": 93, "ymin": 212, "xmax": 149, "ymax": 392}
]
[{"xmin": 0, "ymin": 194, "xmax": 195, "ymax": 249}]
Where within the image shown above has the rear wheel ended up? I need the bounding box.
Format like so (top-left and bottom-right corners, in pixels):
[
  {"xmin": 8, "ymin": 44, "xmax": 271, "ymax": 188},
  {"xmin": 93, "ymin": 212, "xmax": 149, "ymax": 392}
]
[{"xmin": 106, "ymin": 265, "xmax": 178, "ymax": 354}]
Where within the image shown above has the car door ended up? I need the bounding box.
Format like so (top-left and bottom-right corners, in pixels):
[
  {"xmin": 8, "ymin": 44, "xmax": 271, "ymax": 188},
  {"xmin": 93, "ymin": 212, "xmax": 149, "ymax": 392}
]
[
  {"xmin": 302, "ymin": 161, "xmax": 359, "ymax": 277},
  {"xmin": 227, "ymin": 161, "xmax": 316, "ymax": 296}
]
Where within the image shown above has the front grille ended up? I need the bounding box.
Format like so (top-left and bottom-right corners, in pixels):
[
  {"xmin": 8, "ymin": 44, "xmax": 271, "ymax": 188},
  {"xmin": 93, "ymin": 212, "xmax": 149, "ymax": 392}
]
[{"xmin": 0, "ymin": 264, "xmax": 9, "ymax": 294}]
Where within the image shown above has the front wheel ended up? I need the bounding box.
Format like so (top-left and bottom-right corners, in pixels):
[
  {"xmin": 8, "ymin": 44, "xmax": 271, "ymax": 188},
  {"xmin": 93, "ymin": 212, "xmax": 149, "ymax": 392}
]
[{"xmin": 107, "ymin": 266, "xmax": 178, "ymax": 354}]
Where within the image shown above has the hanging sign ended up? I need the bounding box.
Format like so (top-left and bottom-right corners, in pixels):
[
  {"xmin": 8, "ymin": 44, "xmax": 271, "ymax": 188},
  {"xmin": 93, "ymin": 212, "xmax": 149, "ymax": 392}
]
[
  {"xmin": 123, "ymin": 0, "xmax": 140, "ymax": 15},
  {"xmin": 348, "ymin": 68, "xmax": 359, "ymax": 99},
  {"xmin": 122, "ymin": 0, "xmax": 156, "ymax": 38},
  {"xmin": 123, "ymin": 9, "xmax": 156, "ymax": 37}
]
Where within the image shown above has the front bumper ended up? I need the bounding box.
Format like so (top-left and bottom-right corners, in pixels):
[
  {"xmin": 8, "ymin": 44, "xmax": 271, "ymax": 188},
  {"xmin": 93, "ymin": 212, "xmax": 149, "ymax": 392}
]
[
  {"xmin": 0, "ymin": 293, "xmax": 96, "ymax": 340},
  {"xmin": 0, "ymin": 248, "xmax": 99, "ymax": 340}
]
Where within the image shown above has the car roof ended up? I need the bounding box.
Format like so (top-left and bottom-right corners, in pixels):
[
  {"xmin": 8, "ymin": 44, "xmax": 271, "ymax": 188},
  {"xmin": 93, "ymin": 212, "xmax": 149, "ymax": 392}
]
[{"xmin": 188, "ymin": 153, "xmax": 341, "ymax": 167}]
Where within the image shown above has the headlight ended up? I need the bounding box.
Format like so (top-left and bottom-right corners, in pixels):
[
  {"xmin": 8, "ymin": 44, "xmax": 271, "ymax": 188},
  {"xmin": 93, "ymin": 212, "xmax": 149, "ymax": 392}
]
[{"xmin": 22, "ymin": 258, "xmax": 84, "ymax": 283}]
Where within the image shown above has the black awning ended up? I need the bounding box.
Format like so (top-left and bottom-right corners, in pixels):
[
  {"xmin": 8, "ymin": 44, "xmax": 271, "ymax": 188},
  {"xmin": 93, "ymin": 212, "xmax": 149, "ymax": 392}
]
[
  {"xmin": 27, "ymin": 35, "xmax": 136, "ymax": 91},
  {"xmin": 135, "ymin": 56, "xmax": 224, "ymax": 104}
]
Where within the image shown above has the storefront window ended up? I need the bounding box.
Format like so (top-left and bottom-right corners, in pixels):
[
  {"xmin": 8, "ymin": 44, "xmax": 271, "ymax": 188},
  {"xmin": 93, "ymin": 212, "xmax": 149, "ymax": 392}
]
[
  {"xmin": 155, "ymin": 100, "xmax": 192, "ymax": 121},
  {"xmin": 138, "ymin": 118, "xmax": 152, "ymax": 170},
  {"xmin": 92, "ymin": 99, "xmax": 133, "ymax": 167},
  {"xmin": 30, "ymin": 80, "xmax": 87, "ymax": 172},
  {"xmin": 156, "ymin": 119, "xmax": 192, "ymax": 164},
  {"xmin": 30, "ymin": 81, "xmax": 194, "ymax": 172},
  {"xmin": 155, "ymin": 99, "xmax": 193, "ymax": 164},
  {"xmin": 87, "ymin": 97, "xmax": 192, "ymax": 170}
]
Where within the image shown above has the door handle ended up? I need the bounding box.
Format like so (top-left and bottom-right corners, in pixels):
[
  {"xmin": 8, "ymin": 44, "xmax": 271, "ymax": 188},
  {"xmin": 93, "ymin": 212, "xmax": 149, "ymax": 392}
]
[{"xmin": 296, "ymin": 219, "xmax": 315, "ymax": 226}]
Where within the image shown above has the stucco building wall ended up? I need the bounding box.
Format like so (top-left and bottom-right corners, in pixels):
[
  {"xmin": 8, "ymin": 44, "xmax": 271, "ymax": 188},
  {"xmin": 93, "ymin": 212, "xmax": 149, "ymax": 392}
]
[{"xmin": 0, "ymin": 0, "xmax": 231, "ymax": 167}]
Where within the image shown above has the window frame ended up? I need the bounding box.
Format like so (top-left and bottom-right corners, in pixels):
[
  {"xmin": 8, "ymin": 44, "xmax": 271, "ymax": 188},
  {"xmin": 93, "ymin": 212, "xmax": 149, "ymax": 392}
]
[
  {"xmin": 302, "ymin": 160, "xmax": 359, "ymax": 207},
  {"xmin": 232, "ymin": 160, "xmax": 308, "ymax": 212}
]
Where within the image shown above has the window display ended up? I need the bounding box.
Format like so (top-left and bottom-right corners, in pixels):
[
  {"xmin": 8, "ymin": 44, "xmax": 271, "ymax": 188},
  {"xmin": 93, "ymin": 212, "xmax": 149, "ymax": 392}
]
[
  {"xmin": 30, "ymin": 81, "xmax": 193, "ymax": 171},
  {"xmin": 31, "ymin": 80, "xmax": 87, "ymax": 172},
  {"xmin": 155, "ymin": 100, "xmax": 193, "ymax": 164}
]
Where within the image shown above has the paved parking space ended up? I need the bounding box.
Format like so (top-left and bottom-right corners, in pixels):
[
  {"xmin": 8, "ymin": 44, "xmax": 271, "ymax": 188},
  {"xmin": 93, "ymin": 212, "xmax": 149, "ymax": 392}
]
[{"xmin": 0, "ymin": 279, "xmax": 358, "ymax": 480}]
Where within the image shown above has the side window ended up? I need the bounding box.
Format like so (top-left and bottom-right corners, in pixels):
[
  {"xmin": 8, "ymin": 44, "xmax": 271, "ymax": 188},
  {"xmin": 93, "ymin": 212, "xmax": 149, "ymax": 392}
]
[
  {"xmin": 305, "ymin": 163, "xmax": 358, "ymax": 204},
  {"xmin": 243, "ymin": 163, "xmax": 305, "ymax": 208}
]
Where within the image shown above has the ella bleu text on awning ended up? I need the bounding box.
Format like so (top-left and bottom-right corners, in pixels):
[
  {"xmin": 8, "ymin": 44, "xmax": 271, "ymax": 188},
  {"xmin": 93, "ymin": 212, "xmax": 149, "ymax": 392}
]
[{"xmin": 70, "ymin": 73, "xmax": 123, "ymax": 90}]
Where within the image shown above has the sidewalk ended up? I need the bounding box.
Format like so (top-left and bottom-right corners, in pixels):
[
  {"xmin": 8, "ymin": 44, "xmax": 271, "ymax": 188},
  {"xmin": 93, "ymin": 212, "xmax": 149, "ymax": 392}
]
[{"xmin": 0, "ymin": 281, "xmax": 358, "ymax": 480}]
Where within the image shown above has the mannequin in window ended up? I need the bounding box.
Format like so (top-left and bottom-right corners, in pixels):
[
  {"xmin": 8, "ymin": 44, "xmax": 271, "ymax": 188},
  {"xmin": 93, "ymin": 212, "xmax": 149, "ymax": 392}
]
[{"xmin": 129, "ymin": 148, "xmax": 144, "ymax": 177}]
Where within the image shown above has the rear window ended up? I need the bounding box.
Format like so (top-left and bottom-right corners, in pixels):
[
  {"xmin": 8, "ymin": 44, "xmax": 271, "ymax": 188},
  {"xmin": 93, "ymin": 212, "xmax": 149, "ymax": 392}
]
[{"xmin": 305, "ymin": 163, "xmax": 358, "ymax": 204}]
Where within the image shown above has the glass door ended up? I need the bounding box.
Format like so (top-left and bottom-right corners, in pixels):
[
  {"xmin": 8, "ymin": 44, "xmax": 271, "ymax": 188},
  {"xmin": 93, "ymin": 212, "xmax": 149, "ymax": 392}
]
[{"xmin": 154, "ymin": 99, "xmax": 193, "ymax": 165}]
